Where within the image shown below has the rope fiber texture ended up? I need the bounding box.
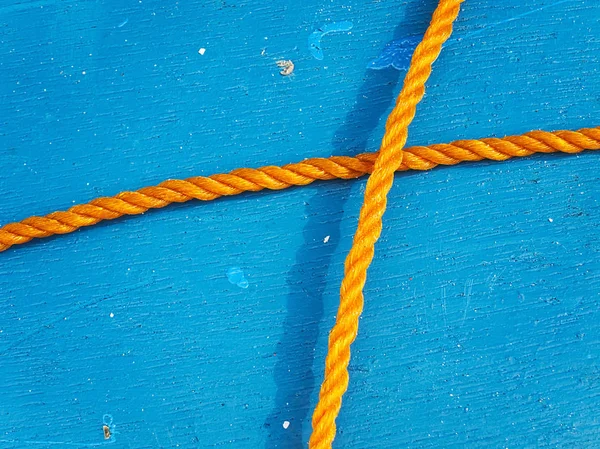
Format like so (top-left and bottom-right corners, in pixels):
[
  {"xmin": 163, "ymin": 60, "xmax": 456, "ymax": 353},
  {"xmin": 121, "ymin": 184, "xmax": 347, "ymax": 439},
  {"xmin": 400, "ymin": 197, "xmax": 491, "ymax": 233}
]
[
  {"xmin": 308, "ymin": 0, "xmax": 463, "ymax": 447},
  {"xmin": 0, "ymin": 127, "xmax": 598, "ymax": 254}
]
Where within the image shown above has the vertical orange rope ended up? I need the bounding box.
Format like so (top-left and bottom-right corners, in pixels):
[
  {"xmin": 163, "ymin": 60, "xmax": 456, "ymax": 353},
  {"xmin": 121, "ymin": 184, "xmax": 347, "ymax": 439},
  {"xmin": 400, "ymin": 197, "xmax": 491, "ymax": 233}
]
[{"xmin": 308, "ymin": 1, "xmax": 464, "ymax": 447}]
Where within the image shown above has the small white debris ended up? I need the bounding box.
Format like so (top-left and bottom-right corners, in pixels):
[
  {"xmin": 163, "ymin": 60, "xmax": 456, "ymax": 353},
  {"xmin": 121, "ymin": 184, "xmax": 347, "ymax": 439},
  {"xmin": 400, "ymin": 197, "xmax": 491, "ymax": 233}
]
[
  {"xmin": 282, "ymin": 421, "xmax": 290, "ymax": 429},
  {"xmin": 276, "ymin": 60, "xmax": 294, "ymax": 76},
  {"xmin": 323, "ymin": 235, "xmax": 330, "ymax": 243},
  {"xmin": 198, "ymin": 48, "xmax": 206, "ymax": 55},
  {"xmin": 548, "ymin": 218, "xmax": 554, "ymax": 223},
  {"xmin": 109, "ymin": 313, "xmax": 115, "ymax": 318}
]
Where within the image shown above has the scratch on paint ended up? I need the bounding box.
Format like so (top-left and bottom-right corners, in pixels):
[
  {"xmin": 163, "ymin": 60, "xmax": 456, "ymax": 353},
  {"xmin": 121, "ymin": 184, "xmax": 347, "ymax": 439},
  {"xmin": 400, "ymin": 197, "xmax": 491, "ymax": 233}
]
[
  {"xmin": 462, "ymin": 279, "xmax": 474, "ymax": 326},
  {"xmin": 486, "ymin": 267, "xmax": 506, "ymax": 294},
  {"xmin": 423, "ymin": 292, "xmax": 429, "ymax": 331},
  {"xmin": 441, "ymin": 286, "xmax": 448, "ymax": 330}
]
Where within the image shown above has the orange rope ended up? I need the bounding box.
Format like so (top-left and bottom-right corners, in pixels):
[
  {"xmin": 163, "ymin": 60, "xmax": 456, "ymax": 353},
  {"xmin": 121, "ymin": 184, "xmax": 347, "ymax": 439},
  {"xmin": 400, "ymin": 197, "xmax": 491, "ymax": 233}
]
[
  {"xmin": 0, "ymin": 127, "xmax": 598, "ymax": 253},
  {"xmin": 309, "ymin": 1, "xmax": 464, "ymax": 447},
  {"xmin": 0, "ymin": 2, "xmax": 597, "ymax": 448}
]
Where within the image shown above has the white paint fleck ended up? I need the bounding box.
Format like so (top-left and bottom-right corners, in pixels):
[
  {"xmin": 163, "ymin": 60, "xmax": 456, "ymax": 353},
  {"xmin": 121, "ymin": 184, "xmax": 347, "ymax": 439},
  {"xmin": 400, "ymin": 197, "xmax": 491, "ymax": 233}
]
[
  {"xmin": 109, "ymin": 312, "xmax": 114, "ymax": 318},
  {"xmin": 198, "ymin": 48, "xmax": 206, "ymax": 55},
  {"xmin": 323, "ymin": 235, "xmax": 330, "ymax": 243},
  {"xmin": 282, "ymin": 421, "xmax": 290, "ymax": 429}
]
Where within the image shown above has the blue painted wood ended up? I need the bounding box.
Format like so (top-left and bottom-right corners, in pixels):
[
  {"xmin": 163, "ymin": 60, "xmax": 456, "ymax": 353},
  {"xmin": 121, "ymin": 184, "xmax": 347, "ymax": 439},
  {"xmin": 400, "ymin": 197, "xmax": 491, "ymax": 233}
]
[{"xmin": 1, "ymin": 0, "xmax": 599, "ymax": 447}]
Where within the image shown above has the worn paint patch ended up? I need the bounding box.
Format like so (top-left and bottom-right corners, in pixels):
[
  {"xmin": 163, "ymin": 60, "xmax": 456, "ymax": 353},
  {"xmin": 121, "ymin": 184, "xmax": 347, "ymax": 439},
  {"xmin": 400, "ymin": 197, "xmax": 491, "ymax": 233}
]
[
  {"xmin": 367, "ymin": 35, "xmax": 420, "ymax": 71},
  {"xmin": 308, "ymin": 21, "xmax": 354, "ymax": 60},
  {"xmin": 227, "ymin": 267, "xmax": 249, "ymax": 289},
  {"xmin": 369, "ymin": 0, "xmax": 572, "ymax": 71}
]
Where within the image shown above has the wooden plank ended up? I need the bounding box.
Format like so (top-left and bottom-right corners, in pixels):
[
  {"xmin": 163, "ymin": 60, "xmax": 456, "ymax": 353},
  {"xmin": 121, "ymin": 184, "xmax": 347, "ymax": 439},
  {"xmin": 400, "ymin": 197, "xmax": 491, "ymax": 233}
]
[{"xmin": 0, "ymin": 0, "xmax": 599, "ymax": 447}]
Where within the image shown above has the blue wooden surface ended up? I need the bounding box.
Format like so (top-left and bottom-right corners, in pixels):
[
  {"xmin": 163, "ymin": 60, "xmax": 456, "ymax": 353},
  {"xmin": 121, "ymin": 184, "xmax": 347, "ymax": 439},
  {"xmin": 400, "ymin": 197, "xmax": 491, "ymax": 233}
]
[{"xmin": 1, "ymin": 0, "xmax": 599, "ymax": 447}]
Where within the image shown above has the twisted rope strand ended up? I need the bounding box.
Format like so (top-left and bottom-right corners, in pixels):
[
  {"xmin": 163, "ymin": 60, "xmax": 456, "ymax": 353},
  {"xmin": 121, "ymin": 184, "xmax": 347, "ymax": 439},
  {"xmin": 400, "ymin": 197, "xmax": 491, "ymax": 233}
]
[
  {"xmin": 0, "ymin": 127, "xmax": 598, "ymax": 253},
  {"xmin": 309, "ymin": 1, "xmax": 465, "ymax": 448}
]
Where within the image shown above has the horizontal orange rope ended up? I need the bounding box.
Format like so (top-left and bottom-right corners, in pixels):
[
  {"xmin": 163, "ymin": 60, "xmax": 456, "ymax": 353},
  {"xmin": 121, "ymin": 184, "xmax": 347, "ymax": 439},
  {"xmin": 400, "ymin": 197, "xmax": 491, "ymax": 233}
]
[{"xmin": 0, "ymin": 126, "xmax": 598, "ymax": 253}]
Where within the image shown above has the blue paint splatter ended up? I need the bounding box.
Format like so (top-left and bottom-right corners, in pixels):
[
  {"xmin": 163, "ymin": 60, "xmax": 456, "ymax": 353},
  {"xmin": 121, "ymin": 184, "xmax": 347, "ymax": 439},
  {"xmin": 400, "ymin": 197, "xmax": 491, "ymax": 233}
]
[
  {"xmin": 368, "ymin": 0, "xmax": 571, "ymax": 71},
  {"xmin": 103, "ymin": 414, "xmax": 113, "ymax": 429},
  {"xmin": 227, "ymin": 267, "xmax": 249, "ymax": 289},
  {"xmin": 309, "ymin": 21, "xmax": 354, "ymax": 61},
  {"xmin": 367, "ymin": 35, "xmax": 420, "ymax": 71}
]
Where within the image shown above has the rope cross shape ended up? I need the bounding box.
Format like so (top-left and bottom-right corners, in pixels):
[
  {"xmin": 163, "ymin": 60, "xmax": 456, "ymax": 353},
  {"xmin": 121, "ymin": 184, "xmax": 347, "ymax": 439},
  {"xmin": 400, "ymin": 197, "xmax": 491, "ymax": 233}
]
[{"xmin": 1, "ymin": 1, "xmax": 598, "ymax": 447}]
